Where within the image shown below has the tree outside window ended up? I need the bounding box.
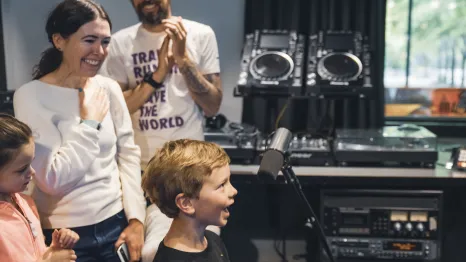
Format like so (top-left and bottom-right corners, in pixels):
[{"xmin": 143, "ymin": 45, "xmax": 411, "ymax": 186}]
[{"xmin": 385, "ymin": 0, "xmax": 466, "ymax": 118}]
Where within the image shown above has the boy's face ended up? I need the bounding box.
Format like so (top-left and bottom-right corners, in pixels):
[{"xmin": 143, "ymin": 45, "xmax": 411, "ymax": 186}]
[
  {"xmin": 0, "ymin": 139, "xmax": 35, "ymax": 194},
  {"xmin": 192, "ymin": 164, "xmax": 237, "ymax": 227}
]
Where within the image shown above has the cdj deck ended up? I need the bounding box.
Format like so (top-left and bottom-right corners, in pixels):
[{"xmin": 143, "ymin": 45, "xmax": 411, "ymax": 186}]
[{"xmin": 334, "ymin": 125, "xmax": 438, "ymax": 168}]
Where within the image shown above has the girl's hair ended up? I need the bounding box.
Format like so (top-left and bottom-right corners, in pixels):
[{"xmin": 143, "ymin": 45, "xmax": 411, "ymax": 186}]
[
  {"xmin": 0, "ymin": 114, "xmax": 32, "ymax": 169},
  {"xmin": 32, "ymin": 0, "xmax": 112, "ymax": 80}
]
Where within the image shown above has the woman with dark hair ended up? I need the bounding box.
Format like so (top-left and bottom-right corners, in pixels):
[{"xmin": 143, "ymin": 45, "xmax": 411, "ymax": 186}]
[{"xmin": 13, "ymin": 0, "xmax": 146, "ymax": 261}]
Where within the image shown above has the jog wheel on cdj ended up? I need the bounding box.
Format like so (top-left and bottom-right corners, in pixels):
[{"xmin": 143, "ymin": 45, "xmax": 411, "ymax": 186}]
[
  {"xmin": 317, "ymin": 52, "xmax": 362, "ymax": 82},
  {"xmin": 249, "ymin": 51, "xmax": 294, "ymax": 81}
]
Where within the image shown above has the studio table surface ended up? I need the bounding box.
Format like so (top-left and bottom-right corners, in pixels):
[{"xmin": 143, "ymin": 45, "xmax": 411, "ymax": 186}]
[{"xmin": 229, "ymin": 138, "xmax": 466, "ymax": 187}]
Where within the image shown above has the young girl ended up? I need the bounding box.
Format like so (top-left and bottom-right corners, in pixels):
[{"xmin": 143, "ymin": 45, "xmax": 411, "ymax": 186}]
[{"xmin": 0, "ymin": 113, "xmax": 79, "ymax": 262}]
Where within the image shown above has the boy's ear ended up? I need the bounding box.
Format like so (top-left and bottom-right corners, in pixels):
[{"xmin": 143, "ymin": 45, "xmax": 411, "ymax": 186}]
[{"xmin": 175, "ymin": 193, "xmax": 195, "ymax": 216}]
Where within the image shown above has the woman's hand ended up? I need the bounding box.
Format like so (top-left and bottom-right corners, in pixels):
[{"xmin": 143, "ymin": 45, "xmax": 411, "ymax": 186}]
[
  {"xmin": 79, "ymin": 86, "xmax": 109, "ymax": 122},
  {"xmin": 115, "ymin": 219, "xmax": 144, "ymax": 262}
]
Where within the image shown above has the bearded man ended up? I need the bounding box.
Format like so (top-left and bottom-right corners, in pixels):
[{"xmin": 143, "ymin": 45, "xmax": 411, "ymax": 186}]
[
  {"xmin": 101, "ymin": 0, "xmax": 222, "ymax": 169},
  {"xmin": 100, "ymin": 1, "xmax": 223, "ymax": 261}
]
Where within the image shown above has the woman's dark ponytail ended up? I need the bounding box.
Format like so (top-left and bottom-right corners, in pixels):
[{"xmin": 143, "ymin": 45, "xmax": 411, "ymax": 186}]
[
  {"xmin": 31, "ymin": 0, "xmax": 112, "ymax": 80},
  {"xmin": 32, "ymin": 47, "xmax": 63, "ymax": 80}
]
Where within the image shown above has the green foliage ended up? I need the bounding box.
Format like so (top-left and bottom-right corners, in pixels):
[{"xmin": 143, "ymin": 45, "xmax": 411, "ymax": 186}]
[{"xmin": 385, "ymin": 0, "xmax": 466, "ymax": 86}]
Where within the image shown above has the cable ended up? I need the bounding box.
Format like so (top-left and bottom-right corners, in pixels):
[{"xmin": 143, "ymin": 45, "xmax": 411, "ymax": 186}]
[
  {"xmin": 306, "ymin": 99, "xmax": 337, "ymax": 165},
  {"xmin": 317, "ymin": 100, "xmax": 330, "ymax": 136},
  {"xmin": 273, "ymin": 235, "xmax": 288, "ymax": 262},
  {"xmin": 307, "ymin": 99, "xmax": 332, "ymax": 139},
  {"xmin": 324, "ymin": 100, "xmax": 338, "ymax": 166},
  {"xmin": 275, "ymin": 98, "xmax": 291, "ymax": 130}
]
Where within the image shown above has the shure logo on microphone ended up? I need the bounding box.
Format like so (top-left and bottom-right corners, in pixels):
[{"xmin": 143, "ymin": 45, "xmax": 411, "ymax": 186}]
[{"xmin": 290, "ymin": 153, "xmax": 313, "ymax": 158}]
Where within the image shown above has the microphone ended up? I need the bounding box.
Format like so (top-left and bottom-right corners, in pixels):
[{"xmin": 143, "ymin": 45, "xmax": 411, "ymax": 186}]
[{"xmin": 258, "ymin": 127, "xmax": 293, "ymax": 180}]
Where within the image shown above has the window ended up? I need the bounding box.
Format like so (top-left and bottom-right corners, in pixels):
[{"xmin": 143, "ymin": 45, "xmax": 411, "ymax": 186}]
[{"xmin": 384, "ymin": 0, "xmax": 466, "ymax": 119}]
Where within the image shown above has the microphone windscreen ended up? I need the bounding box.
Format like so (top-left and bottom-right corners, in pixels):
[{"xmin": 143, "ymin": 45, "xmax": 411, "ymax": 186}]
[{"xmin": 258, "ymin": 150, "xmax": 283, "ymax": 180}]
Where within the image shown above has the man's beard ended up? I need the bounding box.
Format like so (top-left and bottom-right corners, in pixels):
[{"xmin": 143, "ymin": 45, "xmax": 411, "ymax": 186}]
[{"xmin": 136, "ymin": 0, "xmax": 169, "ymax": 26}]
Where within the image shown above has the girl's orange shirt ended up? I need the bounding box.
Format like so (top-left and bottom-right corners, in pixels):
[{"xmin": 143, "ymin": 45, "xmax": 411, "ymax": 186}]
[{"xmin": 0, "ymin": 193, "xmax": 47, "ymax": 262}]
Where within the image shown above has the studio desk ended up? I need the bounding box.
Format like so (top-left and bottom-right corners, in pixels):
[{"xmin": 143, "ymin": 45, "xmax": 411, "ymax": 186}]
[
  {"xmin": 222, "ymin": 138, "xmax": 466, "ymax": 262},
  {"xmin": 229, "ymin": 137, "xmax": 466, "ymax": 186},
  {"xmin": 229, "ymin": 161, "xmax": 466, "ymax": 188}
]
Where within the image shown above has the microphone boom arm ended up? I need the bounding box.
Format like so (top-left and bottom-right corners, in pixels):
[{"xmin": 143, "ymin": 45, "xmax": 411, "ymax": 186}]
[{"xmin": 281, "ymin": 155, "xmax": 336, "ymax": 262}]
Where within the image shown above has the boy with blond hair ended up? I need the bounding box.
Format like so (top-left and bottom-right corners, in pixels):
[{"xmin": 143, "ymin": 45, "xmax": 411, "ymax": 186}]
[{"xmin": 142, "ymin": 139, "xmax": 237, "ymax": 262}]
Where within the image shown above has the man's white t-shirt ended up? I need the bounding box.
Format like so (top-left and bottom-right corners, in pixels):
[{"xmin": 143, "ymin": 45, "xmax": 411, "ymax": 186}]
[{"xmin": 101, "ymin": 20, "xmax": 220, "ymax": 168}]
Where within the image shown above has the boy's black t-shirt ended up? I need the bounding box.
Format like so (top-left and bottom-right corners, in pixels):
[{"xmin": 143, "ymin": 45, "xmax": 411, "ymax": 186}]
[{"xmin": 153, "ymin": 230, "xmax": 230, "ymax": 262}]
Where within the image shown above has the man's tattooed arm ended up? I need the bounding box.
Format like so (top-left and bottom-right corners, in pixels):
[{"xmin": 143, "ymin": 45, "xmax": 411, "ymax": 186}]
[{"xmin": 178, "ymin": 57, "xmax": 222, "ymax": 117}]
